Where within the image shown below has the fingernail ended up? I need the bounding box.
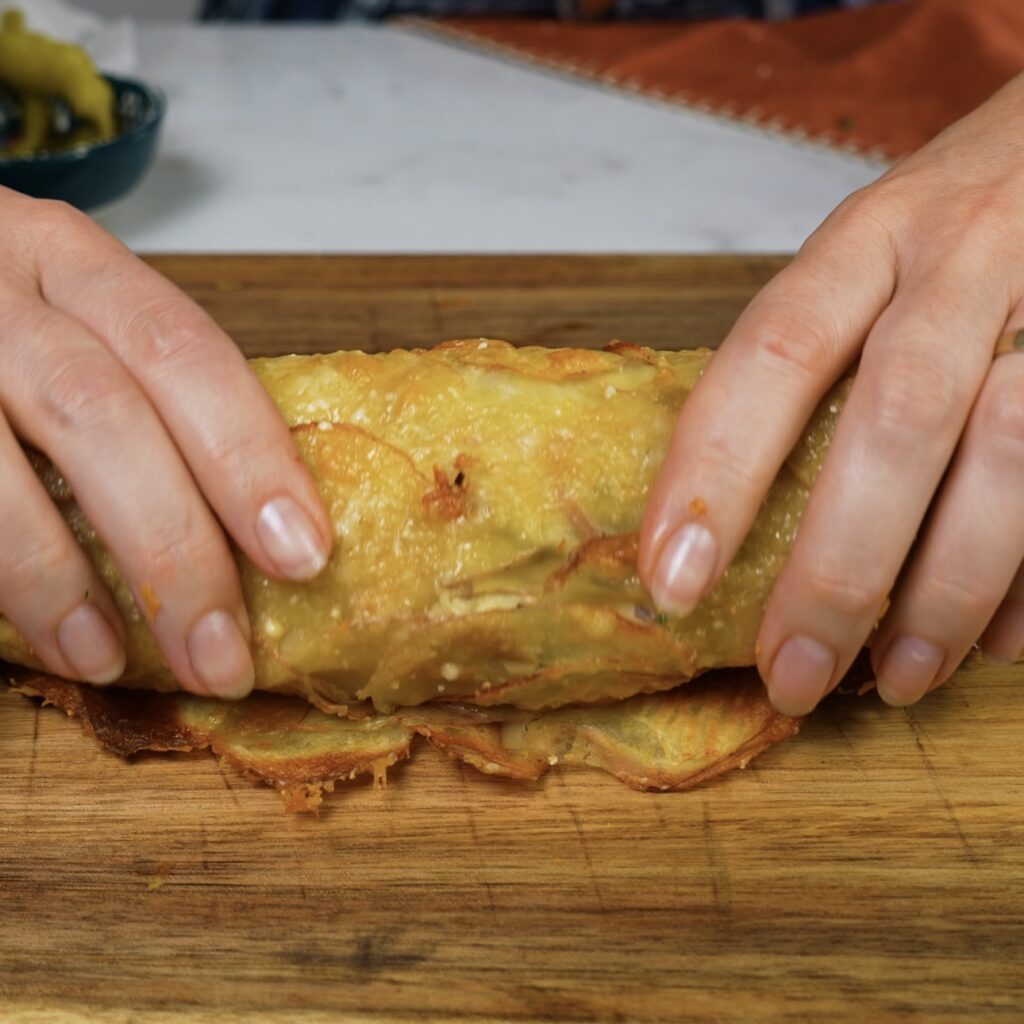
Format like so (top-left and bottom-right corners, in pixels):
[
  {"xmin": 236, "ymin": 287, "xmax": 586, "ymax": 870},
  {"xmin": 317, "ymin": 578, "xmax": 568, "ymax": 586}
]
[
  {"xmin": 981, "ymin": 602, "xmax": 1024, "ymax": 665},
  {"xmin": 255, "ymin": 496, "xmax": 328, "ymax": 581},
  {"xmin": 56, "ymin": 603, "xmax": 126, "ymax": 685},
  {"xmin": 187, "ymin": 609, "xmax": 254, "ymax": 699},
  {"xmin": 649, "ymin": 522, "xmax": 718, "ymax": 616},
  {"xmin": 876, "ymin": 634, "xmax": 945, "ymax": 707},
  {"xmin": 767, "ymin": 634, "xmax": 836, "ymax": 717}
]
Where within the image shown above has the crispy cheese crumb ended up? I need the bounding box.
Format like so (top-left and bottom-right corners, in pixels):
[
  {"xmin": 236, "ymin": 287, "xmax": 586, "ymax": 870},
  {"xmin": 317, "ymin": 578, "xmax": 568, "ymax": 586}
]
[
  {"xmin": 688, "ymin": 496, "xmax": 708, "ymax": 516},
  {"xmin": 371, "ymin": 757, "xmax": 391, "ymax": 788},
  {"xmin": 440, "ymin": 662, "xmax": 460, "ymax": 682}
]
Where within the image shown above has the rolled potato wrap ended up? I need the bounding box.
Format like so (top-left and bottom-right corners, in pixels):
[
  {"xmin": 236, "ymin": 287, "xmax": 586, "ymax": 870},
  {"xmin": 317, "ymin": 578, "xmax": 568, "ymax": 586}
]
[{"xmin": 0, "ymin": 341, "xmax": 847, "ymax": 713}]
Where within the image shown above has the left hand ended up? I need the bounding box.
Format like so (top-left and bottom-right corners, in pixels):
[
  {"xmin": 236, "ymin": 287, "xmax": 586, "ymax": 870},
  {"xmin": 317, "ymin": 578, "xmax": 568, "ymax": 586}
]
[{"xmin": 638, "ymin": 73, "xmax": 1024, "ymax": 716}]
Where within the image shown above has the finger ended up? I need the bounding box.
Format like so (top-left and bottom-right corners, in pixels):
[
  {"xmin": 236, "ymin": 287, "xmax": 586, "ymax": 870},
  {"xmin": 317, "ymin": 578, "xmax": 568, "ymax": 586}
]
[
  {"xmin": 638, "ymin": 198, "xmax": 896, "ymax": 612},
  {"xmin": 30, "ymin": 203, "xmax": 331, "ymax": 581},
  {"xmin": 0, "ymin": 408, "xmax": 125, "ymax": 684},
  {"xmin": 980, "ymin": 561, "xmax": 1024, "ymax": 665},
  {"xmin": 870, "ymin": 350, "xmax": 1024, "ymax": 704},
  {"xmin": 0, "ymin": 301, "xmax": 254, "ymax": 699},
  {"xmin": 756, "ymin": 269, "xmax": 1006, "ymax": 716}
]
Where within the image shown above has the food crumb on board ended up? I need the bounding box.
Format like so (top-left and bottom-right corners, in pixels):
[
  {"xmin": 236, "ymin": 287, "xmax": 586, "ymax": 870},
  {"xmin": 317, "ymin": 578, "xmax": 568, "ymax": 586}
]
[{"xmin": 146, "ymin": 862, "xmax": 175, "ymax": 891}]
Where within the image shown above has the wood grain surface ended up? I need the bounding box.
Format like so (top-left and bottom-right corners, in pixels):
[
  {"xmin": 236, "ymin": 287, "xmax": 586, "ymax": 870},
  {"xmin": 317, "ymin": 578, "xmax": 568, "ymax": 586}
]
[
  {"xmin": 2, "ymin": 256, "xmax": 1022, "ymax": 1024},
  {"xmin": 140, "ymin": 254, "xmax": 789, "ymax": 357}
]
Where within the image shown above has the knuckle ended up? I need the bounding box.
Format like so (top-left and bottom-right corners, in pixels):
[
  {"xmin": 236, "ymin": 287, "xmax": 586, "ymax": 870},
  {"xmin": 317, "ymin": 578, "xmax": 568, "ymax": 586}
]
[
  {"xmin": 955, "ymin": 187, "xmax": 1017, "ymax": 247},
  {"xmin": 120, "ymin": 296, "xmax": 219, "ymax": 376},
  {"xmin": 799, "ymin": 563, "xmax": 884, "ymax": 623},
  {"xmin": 31, "ymin": 352, "xmax": 133, "ymax": 435},
  {"xmin": 139, "ymin": 506, "xmax": 230, "ymax": 594},
  {"xmin": 746, "ymin": 301, "xmax": 839, "ymax": 381},
  {"xmin": 692, "ymin": 419, "xmax": 761, "ymax": 493},
  {"xmin": 915, "ymin": 572, "xmax": 994, "ymax": 624},
  {"xmin": 30, "ymin": 198, "xmax": 91, "ymax": 243},
  {"xmin": 906, "ymin": 185, "xmax": 1021, "ymax": 281},
  {"xmin": 866, "ymin": 352, "xmax": 966, "ymax": 447},
  {"xmin": 819, "ymin": 186, "xmax": 873, "ymax": 231},
  {"xmin": 205, "ymin": 423, "xmax": 277, "ymax": 479},
  {"xmin": 2, "ymin": 531, "xmax": 77, "ymax": 601},
  {"xmin": 33, "ymin": 197, "xmax": 80, "ymax": 229},
  {"xmin": 925, "ymin": 228, "xmax": 1004, "ymax": 285},
  {"xmin": 822, "ymin": 182, "xmax": 909, "ymax": 249}
]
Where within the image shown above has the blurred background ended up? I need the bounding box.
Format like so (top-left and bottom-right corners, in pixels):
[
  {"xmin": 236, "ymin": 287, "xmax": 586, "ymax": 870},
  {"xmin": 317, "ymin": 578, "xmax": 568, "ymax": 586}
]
[
  {"xmin": 5, "ymin": 0, "xmax": 1022, "ymax": 252},
  {"xmin": 68, "ymin": 1, "xmax": 194, "ymax": 16}
]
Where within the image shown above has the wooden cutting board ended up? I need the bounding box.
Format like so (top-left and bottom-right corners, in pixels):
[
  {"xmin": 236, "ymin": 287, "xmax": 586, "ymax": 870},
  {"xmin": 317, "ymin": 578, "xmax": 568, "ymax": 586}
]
[{"xmin": 2, "ymin": 256, "xmax": 1021, "ymax": 1024}]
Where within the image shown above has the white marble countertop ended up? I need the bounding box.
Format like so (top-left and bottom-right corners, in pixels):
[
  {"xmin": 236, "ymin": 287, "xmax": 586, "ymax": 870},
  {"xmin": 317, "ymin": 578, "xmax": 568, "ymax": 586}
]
[{"xmin": 95, "ymin": 23, "xmax": 885, "ymax": 253}]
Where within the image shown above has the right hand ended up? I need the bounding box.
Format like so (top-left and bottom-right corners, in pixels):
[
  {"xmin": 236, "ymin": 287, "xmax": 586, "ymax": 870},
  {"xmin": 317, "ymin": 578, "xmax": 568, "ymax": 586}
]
[{"xmin": 0, "ymin": 187, "xmax": 332, "ymax": 698}]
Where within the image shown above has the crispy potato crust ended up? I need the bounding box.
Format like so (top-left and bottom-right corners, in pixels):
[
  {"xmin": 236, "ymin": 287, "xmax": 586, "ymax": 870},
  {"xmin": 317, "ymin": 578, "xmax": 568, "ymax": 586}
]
[
  {"xmin": 9, "ymin": 668, "xmax": 798, "ymax": 812},
  {"xmin": 0, "ymin": 342, "xmax": 848, "ymax": 716}
]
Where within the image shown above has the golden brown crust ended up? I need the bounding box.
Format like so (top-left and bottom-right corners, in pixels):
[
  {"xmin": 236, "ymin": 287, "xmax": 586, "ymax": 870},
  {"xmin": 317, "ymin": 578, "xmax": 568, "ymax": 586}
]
[
  {"xmin": 0, "ymin": 343, "xmax": 846, "ymax": 717},
  {"xmin": 9, "ymin": 667, "xmax": 798, "ymax": 812}
]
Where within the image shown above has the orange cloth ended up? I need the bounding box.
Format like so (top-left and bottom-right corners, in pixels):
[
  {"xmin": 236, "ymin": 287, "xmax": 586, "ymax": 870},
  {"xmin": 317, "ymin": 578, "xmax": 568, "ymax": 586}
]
[{"xmin": 426, "ymin": 0, "xmax": 1024, "ymax": 158}]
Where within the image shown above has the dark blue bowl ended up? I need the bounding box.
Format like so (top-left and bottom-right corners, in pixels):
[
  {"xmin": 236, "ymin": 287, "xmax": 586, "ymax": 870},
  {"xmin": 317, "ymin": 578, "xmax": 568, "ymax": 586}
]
[{"xmin": 0, "ymin": 75, "xmax": 165, "ymax": 211}]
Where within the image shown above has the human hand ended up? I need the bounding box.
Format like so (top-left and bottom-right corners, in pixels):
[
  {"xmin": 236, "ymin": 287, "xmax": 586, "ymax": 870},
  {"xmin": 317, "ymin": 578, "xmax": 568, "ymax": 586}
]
[
  {"xmin": 0, "ymin": 188, "xmax": 332, "ymax": 697},
  {"xmin": 639, "ymin": 74, "xmax": 1024, "ymax": 716}
]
